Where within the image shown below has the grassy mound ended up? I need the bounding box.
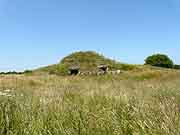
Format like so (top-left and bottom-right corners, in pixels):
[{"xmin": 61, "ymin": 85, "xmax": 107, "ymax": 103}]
[
  {"xmin": 61, "ymin": 51, "xmax": 120, "ymax": 70},
  {"xmin": 36, "ymin": 51, "xmax": 137, "ymax": 75}
]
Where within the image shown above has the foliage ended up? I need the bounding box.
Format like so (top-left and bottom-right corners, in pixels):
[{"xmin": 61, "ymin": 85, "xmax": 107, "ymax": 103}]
[
  {"xmin": 56, "ymin": 64, "xmax": 69, "ymax": 75},
  {"xmin": 174, "ymin": 65, "xmax": 180, "ymax": 69},
  {"xmin": 23, "ymin": 70, "xmax": 33, "ymax": 74},
  {"xmin": 48, "ymin": 64, "xmax": 69, "ymax": 75},
  {"xmin": 0, "ymin": 71, "xmax": 23, "ymax": 75},
  {"xmin": 145, "ymin": 54, "xmax": 174, "ymax": 68}
]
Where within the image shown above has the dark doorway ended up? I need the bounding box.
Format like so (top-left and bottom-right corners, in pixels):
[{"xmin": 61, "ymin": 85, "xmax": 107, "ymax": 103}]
[
  {"xmin": 98, "ymin": 65, "xmax": 108, "ymax": 72},
  {"xmin": 69, "ymin": 69, "xmax": 79, "ymax": 75}
]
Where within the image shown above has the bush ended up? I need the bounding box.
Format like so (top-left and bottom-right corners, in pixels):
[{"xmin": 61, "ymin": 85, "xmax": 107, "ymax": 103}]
[
  {"xmin": 49, "ymin": 64, "xmax": 69, "ymax": 75},
  {"xmin": 57, "ymin": 64, "xmax": 69, "ymax": 75},
  {"xmin": 23, "ymin": 70, "xmax": 33, "ymax": 74},
  {"xmin": 174, "ymin": 65, "xmax": 180, "ymax": 69},
  {"xmin": 145, "ymin": 54, "xmax": 174, "ymax": 68}
]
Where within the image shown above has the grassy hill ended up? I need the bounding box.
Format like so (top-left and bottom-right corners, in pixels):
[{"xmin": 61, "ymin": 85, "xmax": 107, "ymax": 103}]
[
  {"xmin": 35, "ymin": 51, "xmax": 137, "ymax": 75},
  {"xmin": 1, "ymin": 52, "xmax": 180, "ymax": 134}
]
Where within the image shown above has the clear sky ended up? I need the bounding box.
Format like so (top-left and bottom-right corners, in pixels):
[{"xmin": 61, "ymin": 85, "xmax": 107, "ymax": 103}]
[{"xmin": 0, "ymin": 0, "xmax": 179, "ymax": 71}]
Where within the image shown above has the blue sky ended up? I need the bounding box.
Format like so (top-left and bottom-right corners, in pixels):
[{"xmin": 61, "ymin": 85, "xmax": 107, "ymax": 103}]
[{"xmin": 0, "ymin": 0, "xmax": 180, "ymax": 71}]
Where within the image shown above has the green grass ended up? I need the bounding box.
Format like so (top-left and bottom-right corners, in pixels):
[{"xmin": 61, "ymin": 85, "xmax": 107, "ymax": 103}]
[{"xmin": 0, "ymin": 70, "xmax": 180, "ymax": 135}]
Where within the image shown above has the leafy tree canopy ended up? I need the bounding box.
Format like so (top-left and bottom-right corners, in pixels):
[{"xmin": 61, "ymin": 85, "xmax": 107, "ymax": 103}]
[{"xmin": 145, "ymin": 54, "xmax": 174, "ymax": 68}]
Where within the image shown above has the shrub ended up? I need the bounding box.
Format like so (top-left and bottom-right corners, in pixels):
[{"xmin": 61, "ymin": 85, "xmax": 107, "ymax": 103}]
[
  {"xmin": 49, "ymin": 64, "xmax": 69, "ymax": 75},
  {"xmin": 174, "ymin": 65, "xmax": 180, "ymax": 69},
  {"xmin": 23, "ymin": 70, "xmax": 33, "ymax": 74},
  {"xmin": 57, "ymin": 64, "xmax": 69, "ymax": 75},
  {"xmin": 145, "ymin": 54, "xmax": 174, "ymax": 68}
]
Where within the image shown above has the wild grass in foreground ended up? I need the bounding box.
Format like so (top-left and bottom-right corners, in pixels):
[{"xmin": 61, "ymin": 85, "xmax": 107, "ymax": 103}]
[{"xmin": 0, "ymin": 71, "xmax": 180, "ymax": 135}]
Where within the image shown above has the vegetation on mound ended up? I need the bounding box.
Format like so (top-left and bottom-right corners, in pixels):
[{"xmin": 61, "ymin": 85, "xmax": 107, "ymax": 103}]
[
  {"xmin": 36, "ymin": 64, "xmax": 69, "ymax": 75},
  {"xmin": 36, "ymin": 51, "xmax": 137, "ymax": 75},
  {"xmin": 60, "ymin": 51, "xmax": 119, "ymax": 70}
]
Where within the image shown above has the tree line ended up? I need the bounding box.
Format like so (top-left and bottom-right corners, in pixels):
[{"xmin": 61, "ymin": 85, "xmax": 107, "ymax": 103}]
[{"xmin": 0, "ymin": 70, "xmax": 32, "ymax": 75}]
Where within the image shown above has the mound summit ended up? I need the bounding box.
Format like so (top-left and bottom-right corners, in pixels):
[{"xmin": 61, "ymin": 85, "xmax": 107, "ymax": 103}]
[{"xmin": 36, "ymin": 51, "xmax": 136, "ymax": 75}]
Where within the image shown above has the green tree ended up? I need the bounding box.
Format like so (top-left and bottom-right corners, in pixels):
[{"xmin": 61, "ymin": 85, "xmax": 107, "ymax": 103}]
[{"xmin": 145, "ymin": 54, "xmax": 174, "ymax": 68}]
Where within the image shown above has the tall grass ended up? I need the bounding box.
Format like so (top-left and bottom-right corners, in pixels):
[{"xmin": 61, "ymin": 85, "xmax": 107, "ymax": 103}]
[{"xmin": 0, "ymin": 71, "xmax": 180, "ymax": 135}]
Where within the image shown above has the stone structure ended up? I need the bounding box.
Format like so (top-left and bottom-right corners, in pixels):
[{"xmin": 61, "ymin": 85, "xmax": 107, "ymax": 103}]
[
  {"xmin": 68, "ymin": 65, "xmax": 80, "ymax": 75},
  {"xmin": 68, "ymin": 64, "xmax": 121, "ymax": 76},
  {"xmin": 97, "ymin": 65, "xmax": 109, "ymax": 72}
]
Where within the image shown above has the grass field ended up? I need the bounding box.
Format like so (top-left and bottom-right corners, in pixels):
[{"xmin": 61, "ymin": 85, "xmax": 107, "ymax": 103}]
[{"xmin": 0, "ymin": 68, "xmax": 180, "ymax": 135}]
